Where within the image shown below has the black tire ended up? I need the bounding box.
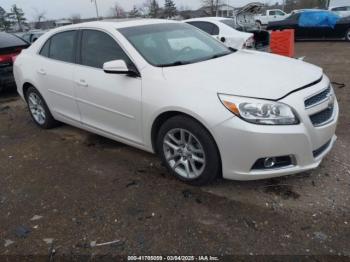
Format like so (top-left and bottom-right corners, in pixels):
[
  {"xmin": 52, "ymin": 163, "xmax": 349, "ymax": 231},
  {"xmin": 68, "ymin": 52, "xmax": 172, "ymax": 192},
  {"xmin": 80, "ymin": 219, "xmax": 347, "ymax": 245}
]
[
  {"xmin": 25, "ymin": 86, "xmax": 59, "ymax": 129},
  {"xmin": 346, "ymin": 28, "xmax": 350, "ymax": 42},
  {"xmin": 156, "ymin": 115, "xmax": 221, "ymax": 186}
]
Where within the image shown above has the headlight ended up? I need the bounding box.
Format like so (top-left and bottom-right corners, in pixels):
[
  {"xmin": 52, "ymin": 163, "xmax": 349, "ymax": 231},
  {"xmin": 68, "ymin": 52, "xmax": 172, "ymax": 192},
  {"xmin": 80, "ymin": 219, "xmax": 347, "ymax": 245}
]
[{"xmin": 218, "ymin": 94, "xmax": 299, "ymax": 125}]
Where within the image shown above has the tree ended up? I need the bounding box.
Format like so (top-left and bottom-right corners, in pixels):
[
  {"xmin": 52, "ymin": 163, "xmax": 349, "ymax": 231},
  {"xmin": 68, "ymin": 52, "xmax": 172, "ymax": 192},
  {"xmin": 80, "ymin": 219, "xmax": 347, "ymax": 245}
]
[
  {"xmin": 0, "ymin": 6, "xmax": 13, "ymax": 31},
  {"xmin": 201, "ymin": 0, "xmax": 221, "ymax": 16},
  {"xmin": 129, "ymin": 6, "xmax": 140, "ymax": 18},
  {"xmin": 148, "ymin": 0, "xmax": 160, "ymax": 18},
  {"xmin": 164, "ymin": 0, "xmax": 177, "ymax": 18},
  {"xmin": 0, "ymin": 6, "xmax": 5, "ymax": 18},
  {"xmin": 8, "ymin": 4, "xmax": 26, "ymax": 32},
  {"xmin": 71, "ymin": 14, "xmax": 82, "ymax": 24},
  {"xmin": 33, "ymin": 9, "xmax": 46, "ymax": 29},
  {"xmin": 110, "ymin": 3, "xmax": 126, "ymax": 18}
]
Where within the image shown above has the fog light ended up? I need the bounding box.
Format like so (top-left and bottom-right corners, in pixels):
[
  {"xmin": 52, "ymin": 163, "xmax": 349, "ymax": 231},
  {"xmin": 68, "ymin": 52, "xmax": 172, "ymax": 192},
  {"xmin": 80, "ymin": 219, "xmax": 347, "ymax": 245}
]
[
  {"xmin": 252, "ymin": 156, "xmax": 294, "ymax": 170},
  {"xmin": 264, "ymin": 157, "xmax": 276, "ymax": 168}
]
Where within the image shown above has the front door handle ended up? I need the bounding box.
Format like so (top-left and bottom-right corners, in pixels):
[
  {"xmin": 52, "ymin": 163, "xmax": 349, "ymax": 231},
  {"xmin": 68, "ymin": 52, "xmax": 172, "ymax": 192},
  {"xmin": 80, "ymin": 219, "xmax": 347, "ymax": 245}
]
[
  {"xmin": 76, "ymin": 79, "xmax": 88, "ymax": 87},
  {"xmin": 37, "ymin": 69, "xmax": 46, "ymax": 75}
]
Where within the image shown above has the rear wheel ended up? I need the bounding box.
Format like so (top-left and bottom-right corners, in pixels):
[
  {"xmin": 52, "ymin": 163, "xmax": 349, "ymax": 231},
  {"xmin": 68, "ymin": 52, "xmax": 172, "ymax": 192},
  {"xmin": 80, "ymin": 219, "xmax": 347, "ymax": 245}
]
[
  {"xmin": 346, "ymin": 28, "xmax": 350, "ymax": 42},
  {"xmin": 157, "ymin": 115, "xmax": 221, "ymax": 186},
  {"xmin": 25, "ymin": 86, "xmax": 59, "ymax": 129}
]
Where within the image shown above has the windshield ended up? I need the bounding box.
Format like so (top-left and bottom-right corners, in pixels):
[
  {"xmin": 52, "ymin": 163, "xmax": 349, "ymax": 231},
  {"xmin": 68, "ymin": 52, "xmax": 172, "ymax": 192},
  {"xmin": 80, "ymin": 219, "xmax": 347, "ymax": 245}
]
[{"xmin": 119, "ymin": 23, "xmax": 233, "ymax": 67}]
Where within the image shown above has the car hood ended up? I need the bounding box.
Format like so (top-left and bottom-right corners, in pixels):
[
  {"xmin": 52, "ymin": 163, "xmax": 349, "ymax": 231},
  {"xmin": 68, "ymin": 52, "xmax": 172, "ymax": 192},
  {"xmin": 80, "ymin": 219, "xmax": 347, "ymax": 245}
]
[{"xmin": 162, "ymin": 50, "xmax": 323, "ymax": 100}]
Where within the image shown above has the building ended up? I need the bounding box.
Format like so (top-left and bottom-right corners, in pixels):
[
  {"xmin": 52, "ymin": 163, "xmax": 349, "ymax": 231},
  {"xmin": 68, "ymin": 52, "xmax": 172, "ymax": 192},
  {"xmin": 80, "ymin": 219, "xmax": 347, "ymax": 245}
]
[{"xmin": 216, "ymin": 4, "xmax": 235, "ymax": 17}]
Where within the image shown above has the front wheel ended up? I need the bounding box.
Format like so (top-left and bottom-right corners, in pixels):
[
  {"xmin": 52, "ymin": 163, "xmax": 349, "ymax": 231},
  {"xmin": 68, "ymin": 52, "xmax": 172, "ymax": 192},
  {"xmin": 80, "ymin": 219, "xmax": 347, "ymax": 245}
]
[{"xmin": 157, "ymin": 115, "xmax": 221, "ymax": 186}]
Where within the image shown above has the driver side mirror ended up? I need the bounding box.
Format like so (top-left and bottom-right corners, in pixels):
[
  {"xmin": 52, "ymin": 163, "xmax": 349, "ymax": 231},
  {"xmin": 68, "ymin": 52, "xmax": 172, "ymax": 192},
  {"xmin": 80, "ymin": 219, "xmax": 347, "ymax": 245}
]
[{"xmin": 103, "ymin": 60, "xmax": 140, "ymax": 77}]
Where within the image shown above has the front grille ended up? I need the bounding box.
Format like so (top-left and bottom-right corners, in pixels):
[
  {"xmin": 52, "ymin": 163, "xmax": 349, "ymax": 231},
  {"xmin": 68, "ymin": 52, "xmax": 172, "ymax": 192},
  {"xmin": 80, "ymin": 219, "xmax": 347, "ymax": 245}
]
[
  {"xmin": 304, "ymin": 86, "xmax": 331, "ymax": 108},
  {"xmin": 310, "ymin": 107, "xmax": 334, "ymax": 126},
  {"xmin": 313, "ymin": 140, "xmax": 331, "ymax": 158}
]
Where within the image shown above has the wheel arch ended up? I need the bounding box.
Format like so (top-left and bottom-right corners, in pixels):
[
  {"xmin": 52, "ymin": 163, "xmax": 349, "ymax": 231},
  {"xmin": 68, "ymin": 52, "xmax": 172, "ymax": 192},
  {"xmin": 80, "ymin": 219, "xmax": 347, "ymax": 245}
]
[
  {"xmin": 150, "ymin": 110, "xmax": 222, "ymax": 175},
  {"xmin": 23, "ymin": 82, "xmax": 34, "ymax": 98}
]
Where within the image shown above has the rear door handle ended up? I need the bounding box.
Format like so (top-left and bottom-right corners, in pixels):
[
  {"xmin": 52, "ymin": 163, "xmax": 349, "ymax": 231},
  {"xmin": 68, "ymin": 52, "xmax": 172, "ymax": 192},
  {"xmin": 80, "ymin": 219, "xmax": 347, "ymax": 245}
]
[
  {"xmin": 37, "ymin": 69, "xmax": 46, "ymax": 75},
  {"xmin": 76, "ymin": 79, "xmax": 88, "ymax": 87}
]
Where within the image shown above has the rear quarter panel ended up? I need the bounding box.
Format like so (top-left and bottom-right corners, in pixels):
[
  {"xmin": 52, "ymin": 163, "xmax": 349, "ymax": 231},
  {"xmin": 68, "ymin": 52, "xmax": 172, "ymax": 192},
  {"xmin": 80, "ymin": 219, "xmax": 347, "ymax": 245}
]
[{"xmin": 14, "ymin": 51, "xmax": 43, "ymax": 100}]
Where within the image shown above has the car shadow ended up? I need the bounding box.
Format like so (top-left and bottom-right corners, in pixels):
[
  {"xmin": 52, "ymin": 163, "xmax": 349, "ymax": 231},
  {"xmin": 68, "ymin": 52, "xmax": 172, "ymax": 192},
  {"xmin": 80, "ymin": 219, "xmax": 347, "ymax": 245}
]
[{"xmin": 0, "ymin": 87, "xmax": 19, "ymax": 103}]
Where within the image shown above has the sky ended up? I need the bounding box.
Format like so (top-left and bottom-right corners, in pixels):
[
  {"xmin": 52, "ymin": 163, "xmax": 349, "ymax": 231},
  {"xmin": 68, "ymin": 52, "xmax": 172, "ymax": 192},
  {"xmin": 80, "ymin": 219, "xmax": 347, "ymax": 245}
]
[{"xmin": 0, "ymin": 0, "xmax": 272, "ymax": 21}]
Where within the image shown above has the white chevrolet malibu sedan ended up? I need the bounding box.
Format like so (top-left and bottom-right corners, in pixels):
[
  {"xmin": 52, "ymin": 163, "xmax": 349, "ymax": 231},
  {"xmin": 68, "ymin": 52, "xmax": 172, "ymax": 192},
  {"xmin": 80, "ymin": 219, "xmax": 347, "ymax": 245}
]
[{"xmin": 14, "ymin": 20, "xmax": 338, "ymax": 185}]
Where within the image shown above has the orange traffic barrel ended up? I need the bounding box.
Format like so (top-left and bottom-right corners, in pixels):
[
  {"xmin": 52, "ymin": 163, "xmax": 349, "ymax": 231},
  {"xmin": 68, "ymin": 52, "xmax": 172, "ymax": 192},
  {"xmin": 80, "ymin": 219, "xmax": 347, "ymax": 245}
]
[{"xmin": 270, "ymin": 29, "xmax": 295, "ymax": 58}]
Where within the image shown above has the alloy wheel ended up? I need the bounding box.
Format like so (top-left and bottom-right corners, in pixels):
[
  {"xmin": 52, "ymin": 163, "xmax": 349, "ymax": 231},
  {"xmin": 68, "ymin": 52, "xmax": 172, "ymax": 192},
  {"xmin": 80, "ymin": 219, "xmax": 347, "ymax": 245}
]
[
  {"xmin": 28, "ymin": 92, "xmax": 46, "ymax": 125},
  {"xmin": 163, "ymin": 128, "xmax": 206, "ymax": 179}
]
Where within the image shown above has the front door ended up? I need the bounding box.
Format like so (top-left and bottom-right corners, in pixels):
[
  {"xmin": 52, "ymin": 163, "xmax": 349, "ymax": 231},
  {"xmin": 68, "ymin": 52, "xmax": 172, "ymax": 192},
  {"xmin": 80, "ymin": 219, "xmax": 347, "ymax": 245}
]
[{"xmin": 74, "ymin": 29, "xmax": 143, "ymax": 144}]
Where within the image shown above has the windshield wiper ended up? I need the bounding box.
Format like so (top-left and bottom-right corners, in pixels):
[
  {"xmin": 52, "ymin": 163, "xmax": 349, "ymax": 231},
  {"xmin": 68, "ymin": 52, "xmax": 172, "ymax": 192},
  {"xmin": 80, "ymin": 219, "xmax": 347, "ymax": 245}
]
[
  {"xmin": 211, "ymin": 48, "xmax": 236, "ymax": 59},
  {"xmin": 158, "ymin": 48, "xmax": 236, "ymax": 67},
  {"xmin": 158, "ymin": 61, "xmax": 191, "ymax": 67},
  {"xmin": 211, "ymin": 52, "xmax": 230, "ymax": 59}
]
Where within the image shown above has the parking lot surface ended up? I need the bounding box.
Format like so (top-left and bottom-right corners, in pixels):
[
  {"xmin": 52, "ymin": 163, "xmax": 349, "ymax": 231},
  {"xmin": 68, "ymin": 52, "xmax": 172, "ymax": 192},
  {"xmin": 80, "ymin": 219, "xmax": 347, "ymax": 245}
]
[{"xmin": 0, "ymin": 42, "xmax": 349, "ymax": 257}]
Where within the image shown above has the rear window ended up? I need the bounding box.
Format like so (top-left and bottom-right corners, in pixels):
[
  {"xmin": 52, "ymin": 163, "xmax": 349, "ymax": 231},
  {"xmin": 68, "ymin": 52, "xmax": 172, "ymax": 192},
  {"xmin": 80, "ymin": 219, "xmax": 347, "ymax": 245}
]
[
  {"xmin": 40, "ymin": 39, "xmax": 50, "ymax": 57},
  {"xmin": 49, "ymin": 31, "xmax": 77, "ymax": 63},
  {"xmin": 187, "ymin": 21, "xmax": 219, "ymax": 35},
  {"xmin": 0, "ymin": 32, "xmax": 28, "ymax": 49},
  {"xmin": 220, "ymin": 19, "xmax": 237, "ymax": 29},
  {"xmin": 332, "ymin": 6, "xmax": 350, "ymax": 11}
]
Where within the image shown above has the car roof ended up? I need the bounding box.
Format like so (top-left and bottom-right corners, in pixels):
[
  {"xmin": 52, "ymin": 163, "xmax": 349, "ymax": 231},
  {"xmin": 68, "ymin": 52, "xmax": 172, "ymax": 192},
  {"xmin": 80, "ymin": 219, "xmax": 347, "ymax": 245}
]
[
  {"xmin": 53, "ymin": 19, "xmax": 179, "ymax": 32},
  {"xmin": 0, "ymin": 32, "xmax": 29, "ymax": 49},
  {"xmin": 185, "ymin": 17, "xmax": 231, "ymax": 22}
]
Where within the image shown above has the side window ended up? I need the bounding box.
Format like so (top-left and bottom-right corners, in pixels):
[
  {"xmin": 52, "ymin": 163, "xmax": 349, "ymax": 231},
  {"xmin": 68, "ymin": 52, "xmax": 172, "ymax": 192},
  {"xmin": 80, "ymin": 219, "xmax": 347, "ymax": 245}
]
[
  {"xmin": 269, "ymin": 10, "xmax": 276, "ymax": 16},
  {"xmin": 188, "ymin": 22, "xmax": 217, "ymax": 35},
  {"xmin": 40, "ymin": 39, "xmax": 50, "ymax": 57},
  {"xmin": 212, "ymin": 24, "xmax": 219, "ymax": 35},
  {"xmin": 49, "ymin": 31, "xmax": 76, "ymax": 63},
  {"xmin": 332, "ymin": 7, "xmax": 344, "ymax": 11},
  {"xmin": 276, "ymin": 10, "xmax": 285, "ymax": 16},
  {"xmin": 80, "ymin": 30, "xmax": 131, "ymax": 69}
]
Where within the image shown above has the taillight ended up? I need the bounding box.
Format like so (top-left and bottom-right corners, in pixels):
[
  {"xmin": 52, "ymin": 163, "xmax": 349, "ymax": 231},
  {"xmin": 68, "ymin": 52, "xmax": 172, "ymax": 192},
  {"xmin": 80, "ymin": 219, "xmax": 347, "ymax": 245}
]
[
  {"xmin": 0, "ymin": 54, "xmax": 12, "ymax": 63},
  {"xmin": 0, "ymin": 49, "xmax": 22, "ymax": 64},
  {"xmin": 12, "ymin": 55, "xmax": 18, "ymax": 63}
]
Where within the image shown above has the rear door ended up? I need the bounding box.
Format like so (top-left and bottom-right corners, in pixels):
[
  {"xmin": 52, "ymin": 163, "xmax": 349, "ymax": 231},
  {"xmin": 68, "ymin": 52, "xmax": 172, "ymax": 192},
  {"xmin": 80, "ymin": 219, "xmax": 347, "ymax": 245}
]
[
  {"xmin": 186, "ymin": 22, "xmax": 220, "ymax": 37},
  {"xmin": 268, "ymin": 10, "xmax": 280, "ymax": 22},
  {"xmin": 291, "ymin": 14, "xmax": 309, "ymax": 39},
  {"xmin": 36, "ymin": 30, "xmax": 81, "ymax": 122},
  {"xmin": 324, "ymin": 18, "xmax": 348, "ymax": 39}
]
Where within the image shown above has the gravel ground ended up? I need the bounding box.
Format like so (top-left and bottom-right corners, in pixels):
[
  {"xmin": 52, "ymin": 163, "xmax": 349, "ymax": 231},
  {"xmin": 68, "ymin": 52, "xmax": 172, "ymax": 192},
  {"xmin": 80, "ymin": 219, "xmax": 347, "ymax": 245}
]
[{"xmin": 0, "ymin": 42, "xmax": 349, "ymax": 259}]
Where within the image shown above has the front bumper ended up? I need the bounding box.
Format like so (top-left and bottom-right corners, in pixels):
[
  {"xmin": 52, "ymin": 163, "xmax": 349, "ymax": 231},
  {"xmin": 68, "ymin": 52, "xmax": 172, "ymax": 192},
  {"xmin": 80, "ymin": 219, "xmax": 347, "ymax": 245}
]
[{"xmin": 213, "ymin": 76, "xmax": 339, "ymax": 181}]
